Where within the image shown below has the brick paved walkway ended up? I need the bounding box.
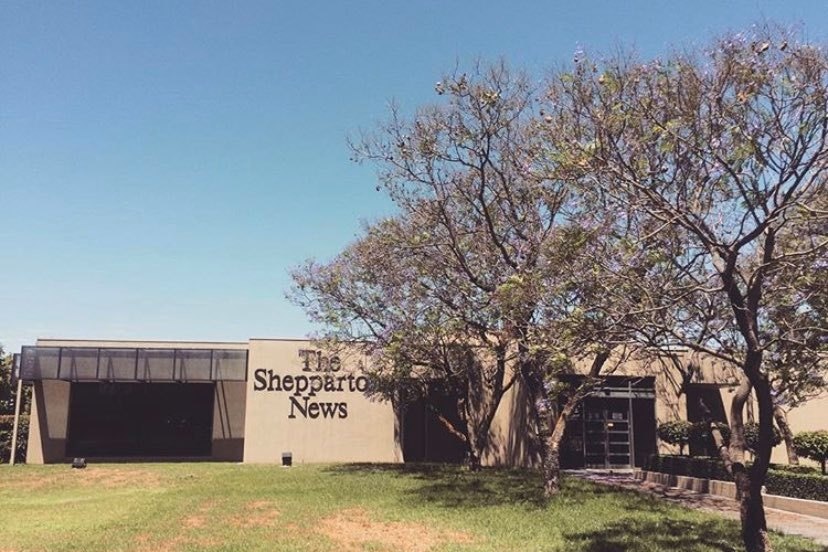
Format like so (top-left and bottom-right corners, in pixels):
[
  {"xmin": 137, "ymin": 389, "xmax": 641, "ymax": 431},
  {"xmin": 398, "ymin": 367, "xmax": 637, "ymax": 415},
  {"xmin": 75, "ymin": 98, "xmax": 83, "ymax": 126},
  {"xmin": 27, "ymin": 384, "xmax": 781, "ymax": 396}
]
[{"xmin": 568, "ymin": 470, "xmax": 828, "ymax": 547}]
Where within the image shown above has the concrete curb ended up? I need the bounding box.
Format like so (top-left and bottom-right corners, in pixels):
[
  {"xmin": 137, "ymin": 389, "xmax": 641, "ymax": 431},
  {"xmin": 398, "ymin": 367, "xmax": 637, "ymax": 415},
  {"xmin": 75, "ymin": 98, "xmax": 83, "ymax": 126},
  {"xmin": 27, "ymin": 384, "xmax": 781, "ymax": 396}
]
[{"xmin": 634, "ymin": 469, "xmax": 828, "ymax": 519}]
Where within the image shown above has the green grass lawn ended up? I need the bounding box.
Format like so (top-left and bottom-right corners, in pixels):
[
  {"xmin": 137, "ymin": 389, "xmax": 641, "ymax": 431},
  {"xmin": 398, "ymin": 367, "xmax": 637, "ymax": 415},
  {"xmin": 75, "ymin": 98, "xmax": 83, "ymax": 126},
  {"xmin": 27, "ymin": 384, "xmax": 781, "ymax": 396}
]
[{"xmin": 0, "ymin": 463, "xmax": 821, "ymax": 552}]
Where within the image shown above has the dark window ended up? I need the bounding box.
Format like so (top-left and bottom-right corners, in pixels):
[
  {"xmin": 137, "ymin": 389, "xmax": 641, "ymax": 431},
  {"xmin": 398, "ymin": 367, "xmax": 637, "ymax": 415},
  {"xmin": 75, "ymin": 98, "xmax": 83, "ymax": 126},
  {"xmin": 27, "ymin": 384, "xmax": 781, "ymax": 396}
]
[
  {"xmin": 403, "ymin": 384, "xmax": 466, "ymax": 463},
  {"xmin": 67, "ymin": 383, "xmax": 214, "ymax": 457}
]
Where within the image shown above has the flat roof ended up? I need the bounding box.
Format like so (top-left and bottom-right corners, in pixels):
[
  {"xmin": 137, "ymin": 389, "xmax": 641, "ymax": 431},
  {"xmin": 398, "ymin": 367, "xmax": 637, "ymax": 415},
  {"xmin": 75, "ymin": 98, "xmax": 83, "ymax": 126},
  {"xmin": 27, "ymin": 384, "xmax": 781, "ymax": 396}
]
[{"xmin": 20, "ymin": 345, "xmax": 248, "ymax": 383}]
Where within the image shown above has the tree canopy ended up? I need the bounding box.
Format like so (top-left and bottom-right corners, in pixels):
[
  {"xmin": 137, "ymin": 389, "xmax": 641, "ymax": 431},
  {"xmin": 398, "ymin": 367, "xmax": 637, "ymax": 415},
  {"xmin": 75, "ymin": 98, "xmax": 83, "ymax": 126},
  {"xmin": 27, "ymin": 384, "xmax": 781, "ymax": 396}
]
[{"xmin": 290, "ymin": 25, "xmax": 828, "ymax": 552}]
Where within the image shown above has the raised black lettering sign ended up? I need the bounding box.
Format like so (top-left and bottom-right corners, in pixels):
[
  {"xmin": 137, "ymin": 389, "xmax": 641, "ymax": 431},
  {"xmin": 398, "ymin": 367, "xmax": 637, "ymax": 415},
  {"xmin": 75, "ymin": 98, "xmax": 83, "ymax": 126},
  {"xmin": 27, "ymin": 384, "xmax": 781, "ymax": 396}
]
[{"xmin": 252, "ymin": 350, "xmax": 368, "ymax": 420}]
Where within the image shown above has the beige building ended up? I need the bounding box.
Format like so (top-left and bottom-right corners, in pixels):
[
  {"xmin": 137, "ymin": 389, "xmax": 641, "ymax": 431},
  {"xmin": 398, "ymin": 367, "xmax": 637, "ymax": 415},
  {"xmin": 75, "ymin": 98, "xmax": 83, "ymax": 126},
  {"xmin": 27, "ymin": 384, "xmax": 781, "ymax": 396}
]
[{"xmin": 18, "ymin": 338, "xmax": 827, "ymax": 468}]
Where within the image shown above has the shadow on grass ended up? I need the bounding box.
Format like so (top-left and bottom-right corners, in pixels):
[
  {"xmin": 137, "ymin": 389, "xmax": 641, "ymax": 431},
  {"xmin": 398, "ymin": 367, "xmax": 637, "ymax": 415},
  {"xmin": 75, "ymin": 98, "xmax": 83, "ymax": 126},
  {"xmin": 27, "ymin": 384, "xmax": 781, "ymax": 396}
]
[
  {"xmin": 565, "ymin": 517, "xmax": 818, "ymax": 552},
  {"xmin": 325, "ymin": 463, "xmax": 546, "ymax": 508},
  {"xmin": 323, "ymin": 464, "xmax": 822, "ymax": 551},
  {"xmin": 564, "ymin": 517, "xmax": 743, "ymax": 552},
  {"xmin": 324, "ymin": 463, "xmax": 659, "ymax": 511}
]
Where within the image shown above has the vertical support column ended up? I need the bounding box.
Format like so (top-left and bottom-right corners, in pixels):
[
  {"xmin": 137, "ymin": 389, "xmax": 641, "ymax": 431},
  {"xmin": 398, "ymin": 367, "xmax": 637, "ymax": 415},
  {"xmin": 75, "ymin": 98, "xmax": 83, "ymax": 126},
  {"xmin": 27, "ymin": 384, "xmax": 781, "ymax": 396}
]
[
  {"xmin": 581, "ymin": 402, "xmax": 587, "ymax": 468},
  {"xmin": 423, "ymin": 400, "xmax": 429, "ymax": 462},
  {"xmin": 10, "ymin": 377, "xmax": 23, "ymax": 465},
  {"xmin": 603, "ymin": 404, "xmax": 609, "ymax": 469},
  {"xmin": 628, "ymin": 381, "xmax": 636, "ymax": 468}
]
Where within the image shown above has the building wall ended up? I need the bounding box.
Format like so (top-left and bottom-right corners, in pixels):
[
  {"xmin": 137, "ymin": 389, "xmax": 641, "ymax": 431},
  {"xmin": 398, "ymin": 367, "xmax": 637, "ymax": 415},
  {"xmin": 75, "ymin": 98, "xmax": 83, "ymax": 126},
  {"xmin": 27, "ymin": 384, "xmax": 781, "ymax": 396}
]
[
  {"xmin": 212, "ymin": 381, "xmax": 247, "ymax": 461},
  {"xmin": 23, "ymin": 339, "xmax": 827, "ymax": 468},
  {"xmin": 482, "ymin": 369, "xmax": 535, "ymax": 467},
  {"xmin": 478, "ymin": 350, "xmax": 755, "ymax": 464},
  {"xmin": 242, "ymin": 339, "xmax": 402, "ymax": 464},
  {"xmin": 26, "ymin": 380, "xmax": 71, "ymax": 464},
  {"xmin": 774, "ymin": 393, "xmax": 828, "ymax": 467}
]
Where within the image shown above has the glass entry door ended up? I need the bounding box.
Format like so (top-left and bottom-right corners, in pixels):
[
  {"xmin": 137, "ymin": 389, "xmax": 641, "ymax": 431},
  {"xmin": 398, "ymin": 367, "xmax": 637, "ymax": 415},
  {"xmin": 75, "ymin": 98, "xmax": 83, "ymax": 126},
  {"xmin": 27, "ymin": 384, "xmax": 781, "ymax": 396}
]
[{"xmin": 583, "ymin": 398, "xmax": 631, "ymax": 468}]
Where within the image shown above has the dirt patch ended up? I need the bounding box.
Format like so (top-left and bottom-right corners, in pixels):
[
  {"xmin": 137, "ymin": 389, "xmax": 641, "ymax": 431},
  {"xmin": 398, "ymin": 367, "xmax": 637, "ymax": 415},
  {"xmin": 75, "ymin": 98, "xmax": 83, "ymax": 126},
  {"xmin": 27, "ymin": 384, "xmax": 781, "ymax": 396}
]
[
  {"xmin": 229, "ymin": 499, "xmax": 280, "ymax": 528},
  {"xmin": 182, "ymin": 514, "xmax": 206, "ymax": 529},
  {"xmin": 181, "ymin": 500, "xmax": 215, "ymax": 529},
  {"xmin": 75, "ymin": 468, "xmax": 163, "ymax": 488},
  {"xmin": 4, "ymin": 467, "xmax": 163, "ymax": 491},
  {"xmin": 133, "ymin": 534, "xmax": 218, "ymax": 552},
  {"xmin": 318, "ymin": 508, "xmax": 474, "ymax": 552},
  {"xmin": 133, "ymin": 501, "xmax": 222, "ymax": 550}
]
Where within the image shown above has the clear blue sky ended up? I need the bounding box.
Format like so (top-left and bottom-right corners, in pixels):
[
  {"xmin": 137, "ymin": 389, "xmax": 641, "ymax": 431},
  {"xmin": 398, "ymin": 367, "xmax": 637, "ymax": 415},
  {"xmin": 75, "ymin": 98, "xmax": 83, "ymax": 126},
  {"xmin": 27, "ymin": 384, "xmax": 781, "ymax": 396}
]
[{"xmin": 1, "ymin": 1, "xmax": 826, "ymax": 352}]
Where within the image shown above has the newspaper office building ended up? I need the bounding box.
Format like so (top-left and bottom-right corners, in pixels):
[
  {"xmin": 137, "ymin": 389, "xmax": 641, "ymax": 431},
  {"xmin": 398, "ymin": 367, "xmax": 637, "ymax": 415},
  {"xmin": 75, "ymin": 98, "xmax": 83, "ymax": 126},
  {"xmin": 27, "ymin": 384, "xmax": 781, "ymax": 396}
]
[{"xmin": 19, "ymin": 338, "xmax": 827, "ymax": 468}]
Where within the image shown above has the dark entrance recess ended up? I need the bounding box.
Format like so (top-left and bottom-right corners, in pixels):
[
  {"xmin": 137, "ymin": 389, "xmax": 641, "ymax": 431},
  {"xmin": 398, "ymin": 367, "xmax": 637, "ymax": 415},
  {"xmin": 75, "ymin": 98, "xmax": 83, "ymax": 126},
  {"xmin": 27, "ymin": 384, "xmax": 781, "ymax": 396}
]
[
  {"xmin": 686, "ymin": 384, "xmax": 728, "ymax": 456},
  {"xmin": 560, "ymin": 377, "xmax": 656, "ymax": 469},
  {"xmin": 403, "ymin": 385, "xmax": 466, "ymax": 463},
  {"xmin": 67, "ymin": 383, "xmax": 214, "ymax": 457}
]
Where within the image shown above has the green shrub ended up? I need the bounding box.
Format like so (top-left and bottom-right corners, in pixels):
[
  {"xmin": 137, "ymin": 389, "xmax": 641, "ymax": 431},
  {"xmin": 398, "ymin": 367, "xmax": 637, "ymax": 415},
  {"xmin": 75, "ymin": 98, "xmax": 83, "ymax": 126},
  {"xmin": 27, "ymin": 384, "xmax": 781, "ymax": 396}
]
[
  {"xmin": 645, "ymin": 454, "xmax": 733, "ymax": 481},
  {"xmin": 690, "ymin": 421, "xmax": 780, "ymax": 454},
  {"xmin": 765, "ymin": 469, "xmax": 828, "ymax": 502},
  {"xmin": 657, "ymin": 421, "xmax": 693, "ymax": 455},
  {"xmin": 743, "ymin": 422, "xmax": 782, "ymax": 453},
  {"xmin": 0, "ymin": 416, "xmax": 29, "ymax": 463},
  {"xmin": 793, "ymin": 430, "xmax": 828, "ymax": 475}
]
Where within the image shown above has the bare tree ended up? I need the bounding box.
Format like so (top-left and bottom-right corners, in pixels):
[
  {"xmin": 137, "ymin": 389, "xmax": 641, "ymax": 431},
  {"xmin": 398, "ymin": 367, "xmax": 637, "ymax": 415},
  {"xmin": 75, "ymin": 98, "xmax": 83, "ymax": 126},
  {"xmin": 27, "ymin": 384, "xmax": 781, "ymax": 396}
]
[
  {"xmin": 290, "ymin": 216, "xmax": 517, "ymax": 470},
  {"xmin": 545, "ymin": 26, "xmax": 828, "ymax": 551},
  {"xmin": 304, "ymin": 62, "xmax": 655, "ymax": 494}
]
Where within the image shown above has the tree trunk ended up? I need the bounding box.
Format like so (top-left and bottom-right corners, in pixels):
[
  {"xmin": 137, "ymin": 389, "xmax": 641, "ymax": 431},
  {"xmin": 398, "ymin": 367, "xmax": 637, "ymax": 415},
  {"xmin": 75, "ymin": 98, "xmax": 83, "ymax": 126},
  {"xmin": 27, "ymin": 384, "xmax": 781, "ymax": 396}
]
[
  {"xmin": 746, "ymin": 372, "xmax": 775, "ymax": 551},
  {"xmin": 523, "ymin": 348, "xmax": 610, "ymax": 498},
  {"xmin": 467, "ymin": 448, "xmax": 482, "ymax": 471},
  {"xmin": 518, "ymin": 344, "xmax": 557, "ymax": 498},
  {"xmin": 461, "ymin": 343, "xmax": 512, "ymax": 472},
  {"xmin": 710, "ymin": 374, "xmax": 772, "ymax": 551},
  {"xmin": 543, "ymin": 396, "xmax": 577, "ymax": 495},
  {"xmin": 734, "ymin": 467, "xmax": 772, "ymax": 552},
  {"xmin": 531, "ymin": 382, "xmax": 558, "ymax": 498},
  {"xmin": 773, "ymin": 405, "xmax": 798, "ymax": 465}
]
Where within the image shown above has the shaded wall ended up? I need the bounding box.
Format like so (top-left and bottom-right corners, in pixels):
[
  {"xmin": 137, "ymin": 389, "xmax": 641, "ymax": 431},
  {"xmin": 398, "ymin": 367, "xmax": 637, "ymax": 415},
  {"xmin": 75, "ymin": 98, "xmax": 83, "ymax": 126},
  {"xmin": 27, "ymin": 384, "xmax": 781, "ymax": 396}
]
[
  {"xmin": 212, "ymin": 381, "xmax": 246, "ymax": 461},
  {"xmin": 483, "ymin": 373, "xmax": 536, "ymax": 467},
  {"xmin": 26, "ymin": 380, "xmax": 70, "ymax": 464}
]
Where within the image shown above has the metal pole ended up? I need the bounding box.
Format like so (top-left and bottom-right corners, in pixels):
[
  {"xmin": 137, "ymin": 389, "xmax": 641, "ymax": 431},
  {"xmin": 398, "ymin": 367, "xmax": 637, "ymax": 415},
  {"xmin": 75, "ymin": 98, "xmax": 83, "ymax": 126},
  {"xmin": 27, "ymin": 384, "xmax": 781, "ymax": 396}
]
[
  {"xmin": 628, "ymin": 381, "xmax": 635, "ymax": 469},
  {"xmin": 10, "ymin": 377, "xmax": 23, "ymax": 465}
]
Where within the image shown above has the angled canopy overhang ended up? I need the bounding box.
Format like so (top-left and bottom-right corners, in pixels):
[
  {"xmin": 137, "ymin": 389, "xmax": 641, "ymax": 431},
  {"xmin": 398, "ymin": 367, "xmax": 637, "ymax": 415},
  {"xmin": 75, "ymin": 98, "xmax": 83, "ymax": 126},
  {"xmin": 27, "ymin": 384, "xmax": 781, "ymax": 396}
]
[{"xmin": 20, "ymin": 346, "xmax": 248, "ymax": 382}]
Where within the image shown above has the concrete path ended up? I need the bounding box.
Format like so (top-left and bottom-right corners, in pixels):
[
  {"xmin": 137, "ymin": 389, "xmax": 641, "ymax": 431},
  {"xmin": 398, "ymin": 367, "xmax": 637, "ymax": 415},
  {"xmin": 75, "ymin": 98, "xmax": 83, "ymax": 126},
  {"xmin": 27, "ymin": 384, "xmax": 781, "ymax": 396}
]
[{"xmin": 567, "ymin": 470, "xmax": 828, "ymax": 547}]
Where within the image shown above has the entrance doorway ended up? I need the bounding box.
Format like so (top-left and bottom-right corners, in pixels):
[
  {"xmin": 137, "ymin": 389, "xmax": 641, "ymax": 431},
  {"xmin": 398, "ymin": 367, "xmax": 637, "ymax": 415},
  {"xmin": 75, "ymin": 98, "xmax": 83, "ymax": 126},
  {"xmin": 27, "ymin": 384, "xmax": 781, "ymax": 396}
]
[
  {"xmin": 560, "ymin": 377, "xmax": 656, "ymax": 469},
  {"xmin": 66, "ymin": 383, "xmax": 215, "ymax": 457},
  {"xmin": 584, "ymin": 397, "xmax": 632, "ymax": 468},
  {"xmin": 402, "ymin": 385, "xmax": 466, "ymax": 463}
]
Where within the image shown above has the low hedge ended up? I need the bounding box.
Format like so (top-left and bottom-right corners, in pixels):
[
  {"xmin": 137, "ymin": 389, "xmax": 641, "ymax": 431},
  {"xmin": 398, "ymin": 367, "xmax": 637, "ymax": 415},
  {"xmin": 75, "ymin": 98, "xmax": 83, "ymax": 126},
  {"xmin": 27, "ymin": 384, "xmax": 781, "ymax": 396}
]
[
  {"xmin": 768, "ymin": 463, "xmax": 821, "ymax": 476},
  {"xmin": 644, "ymin": 454, "xmax": 732, "ymax": 481},
  {"xmin": 644, "ymin": 454, "xmax": 828, "ymax": 502},
  {"xmin": 765, "ymin": 470, "xmax": 828, "ymax": 502}
]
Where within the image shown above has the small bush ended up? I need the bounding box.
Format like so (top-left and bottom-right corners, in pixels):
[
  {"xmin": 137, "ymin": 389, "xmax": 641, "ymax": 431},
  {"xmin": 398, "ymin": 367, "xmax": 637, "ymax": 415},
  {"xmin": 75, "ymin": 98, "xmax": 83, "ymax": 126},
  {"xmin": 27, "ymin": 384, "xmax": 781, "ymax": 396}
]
[
  {"xmin": 793, "ymin": 430, "xmax": 828, "ymax": 475},
  {"xmin": 743, "ymin": 422, "xmax": 782, "ymax": 453},
  {"xmin": 690, "ymin": 421, "xmax": 780, "ymax": 455},
  {"xmin": 0, "ymin": 416, "xmax": 29, "ymax": 463},
  {"xmin": 657, "ymin": 421, "xmax": 693, "ymax": 455}
]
